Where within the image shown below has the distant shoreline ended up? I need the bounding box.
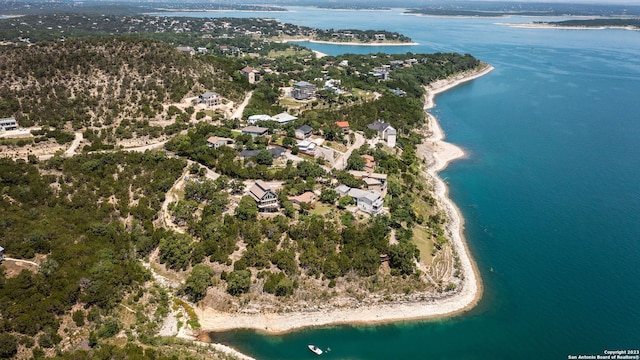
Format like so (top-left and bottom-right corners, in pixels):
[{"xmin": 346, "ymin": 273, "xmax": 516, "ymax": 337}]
[
  {"xmin": 186, "ymin": 65, "xmax": 493, "ymax": 342},
  {"xmin": 502, "ymin": 23, "xmax": 640, "ymax": 31},
  {"xmin": 282, "ymin": 38, "xmax": 418, "ymax": 46}
]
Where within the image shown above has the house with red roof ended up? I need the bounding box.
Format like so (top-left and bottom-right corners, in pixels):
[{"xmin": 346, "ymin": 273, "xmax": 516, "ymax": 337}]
[{"xmin": 335, "ymin": 121, "xmax": 350, "ymax": 133}]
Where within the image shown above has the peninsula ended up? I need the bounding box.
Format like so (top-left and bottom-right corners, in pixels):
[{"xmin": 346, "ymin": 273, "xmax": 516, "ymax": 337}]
[{"xmin": 193, "ymin": 65, "xmax": 493, "ymax": 337}]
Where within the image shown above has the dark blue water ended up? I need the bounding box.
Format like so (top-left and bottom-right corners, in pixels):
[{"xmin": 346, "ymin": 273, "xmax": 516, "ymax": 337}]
[{"xmin": 165, "ymin": 8, "xmax": 640, "ymax": 359}]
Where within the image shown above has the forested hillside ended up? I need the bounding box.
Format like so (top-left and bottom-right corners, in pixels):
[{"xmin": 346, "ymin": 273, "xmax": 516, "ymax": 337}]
[
  {"xmin": 0, "ymin": 152, "xmax": 189, "ymax": 358},
  {"xmin": 0, "ymin": 37, "xmax": 249, "ymax": 129}
]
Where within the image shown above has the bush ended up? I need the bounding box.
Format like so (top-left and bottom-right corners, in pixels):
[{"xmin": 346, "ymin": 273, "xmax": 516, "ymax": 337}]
[
  {"xmin": 226, "ymin": 270, "xmax": 251, "ymax": 296},
  {"xmin": 0, "ymin": 333, "xmax": 18, "ymax": 358},
  {"xmin": 97, "ymin": 318, "xmax": 121, "ymax": 338},
  {"xmin": 72, "ymin": 310, "xmax": 85, "ymax": 326},
  {"xmin": 180, "ymin": 264, "xmax": 215, "ymax": 302}
]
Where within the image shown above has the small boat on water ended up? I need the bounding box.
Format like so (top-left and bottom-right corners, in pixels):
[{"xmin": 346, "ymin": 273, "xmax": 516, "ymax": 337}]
[{"xmin": 308, "ymin": 344, "xmax": 323, "ymax": 355}]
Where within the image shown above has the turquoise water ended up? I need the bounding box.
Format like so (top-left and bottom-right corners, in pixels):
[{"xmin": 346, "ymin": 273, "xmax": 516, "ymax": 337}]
[{"xmin": 172, "ymin": 8, "xmax": 640, "ymax": 359}]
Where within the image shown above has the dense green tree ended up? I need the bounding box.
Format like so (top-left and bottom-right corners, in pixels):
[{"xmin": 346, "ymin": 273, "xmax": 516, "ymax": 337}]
[
  {"xmin": 226, "ymin": 270, "xmax": 251, "ymax": 296},
  {"xmin": 0, "ymin": 333, "xmax": 18, "ymax": 359},
  {"xmin": 235, "ymin": 196, "xmax": 258, "ymax": 221},
  {"xmin": 256, "ymin": 150, "xmax": 274, "ymax": 166},
  {"xmin": 388, "ymin": 240, "xmax": 419, "ymax": 275},
  {"xmin": 180, "ymin": 264, "xmax": 215, "ymax": 302},
  {"xmin": 346, "ymin": 152, "xmax": 365, "ymax": 171},
  {"xmin": 158, "ymin": 233, "xmax": 193, "ymax": 271}
]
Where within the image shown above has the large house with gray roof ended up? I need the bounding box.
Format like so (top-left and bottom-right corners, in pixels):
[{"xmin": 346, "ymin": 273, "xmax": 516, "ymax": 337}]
[
  {"xmin": 334, "ymin": 185, "xmax": 384, "ymax": 215},
  {"xmin": 367, "ymin": 119, "xmax": 396, "ymax": 148},
  {"xmin": 291, "ymin": 81, "xmax": 316, "ymax": 100},
  {"xmin": 249, "ymin": 180, "xmax": 279, "ymax": 212}
]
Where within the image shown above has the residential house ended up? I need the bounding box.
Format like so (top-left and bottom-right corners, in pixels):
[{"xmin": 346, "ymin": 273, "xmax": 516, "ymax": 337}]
[
  {"xmin": 390, "ymin": 60, "xmax": 405, "ymax": 69},
  {"xmin": 291, "ymin": 81, "xmax": 316, "ymax": 100},
  {"xmin": 367, "ymin": 119, "xmax": 397, "ymax": 148},
  {"xmin": 197, "ymin": 47, "xmax": 208, "ymax": 54},
  {"xmin": 271, "ymin": 112, "xmax": 297, "ymax": 125},
  {"xmin": 391, "ymin": 88, "xmax": 407, "ymax": 97},
  {"xmin": 296, "ymin": 140, "xmax": 316, "ymax": 154},
  {"xmin": 199, "ymin": 92, "xmax": 222, "ymax": 107},
  {"xmin": 362, "ymin": 154, "xmax": 376, "ymax": 172},
  {"xmin": 269, "ymin": 146, "xmax": 287, "ymax": 158},
  {"xmin": 0, "ymin": 117, "xmax": 17, "ymax": 131},
  {"xmin": 241, "ymin": 126, "xmax": 269, "ymax": 138},
  {"xmin": 288, "ymin": 191, "xmax": 316, "ymax": 207},
  {"xmin": 241, "ymin": 146, "xmax": 286, "ymax": 159},
  {"xmin": 177, "ymin": 46, "xmax": 195, "ymax": 55},
  {"xmin": 374, "ymin": 33, "xmax": 386, "ymax": 41},
  {"xmin": 247, "ymin": 114, "xmax": 272, "ymax": 124},
  {"xmin": 249, "ymin": 180, "xmax": 279, "ymax": 212},
  {"xmin": 370, "ymin": 66, "xmax": 390, "ymax": 80},
  {"xmin": 0, "ymin": 246, "xmax": 4, "ymax": 262},
  {"xmin": 335, "ymin": 121, "xmax": 350, "ymax": 133},
  {"xmin": 334, "ymin": 186, "xmax": 384, "ymax": 215},
  {"xmin": 348, "ymin": 170, "xmax": 388, "ymax": 194},
  {"xmin": 295, "ymin": 125, "xmax": 313, "ymax": 139},
  {"xmin": 405, "ymin": 58, "xmax": 418, "ymax": 66},
  {"xmin": 334, "ymin": 184, "xmax": 351, "ymax": 196},
  {"xmin": 207, "ymin": 136, "xmax": 235, "ymax": 149},
  {"xmin": 240, "ymin": 66, "xmax": 261, "ymax": 84}
]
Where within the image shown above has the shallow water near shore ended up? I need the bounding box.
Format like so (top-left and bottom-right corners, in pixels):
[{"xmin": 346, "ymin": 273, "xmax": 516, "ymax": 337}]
[{"xmin": 168, "ymin": 8, "xmax": 640, "ymax": 359}]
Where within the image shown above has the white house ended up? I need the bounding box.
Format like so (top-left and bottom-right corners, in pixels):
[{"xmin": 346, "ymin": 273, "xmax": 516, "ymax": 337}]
[
  {"xmin": 247, "ymin": 114, "xmax": 272, "ymax": 124},
  {"xmin": 0, "ymin": 246, "xmax": 4, "ymax": 262},
  {"xmin": 271, "ymin": 112, "xmax": 298, "ymax": 125},
  {"xmin": 335, "ymin": 186, "xmax": 384, "ymax": 215},
  {"xmin": 297, "ymin": 140, "xmax": 317, "ymax": 154},
  {"xmin": 367, "ymin": 119, "xmax": 396, "ymax": 148},
  {"xmin": 199, "ymin": 92, "xmax": 222, "ymax": 107},
  {"xmin": 0, "ymin": 117, "xmax": 17, "ymax": 131},
  {"xmin": 349, "ymin": 188, "xmax": 383, "ymax": 215}
]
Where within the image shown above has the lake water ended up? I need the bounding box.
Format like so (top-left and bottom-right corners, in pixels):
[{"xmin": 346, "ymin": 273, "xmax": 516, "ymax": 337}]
[{"xmin": 162, "ymin": 8, "xmax": 640, "ymax": 359}]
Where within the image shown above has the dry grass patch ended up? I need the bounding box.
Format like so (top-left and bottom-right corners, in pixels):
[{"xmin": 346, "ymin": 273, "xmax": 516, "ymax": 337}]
[
  {"xmin": 412, "ymin": 226, "xmax": 435, "ymax": 267},
  {"xmin": 310, "ymin": 203, "xmax": 332, "ymax": 216}
]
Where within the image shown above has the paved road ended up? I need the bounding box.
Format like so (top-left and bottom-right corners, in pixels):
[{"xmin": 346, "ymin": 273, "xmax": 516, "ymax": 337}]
[
  {"xmin": 333, "ymin": 132, "xmax": 365, "ymax": 170},
  {"xmin": 63, "ymin": 132, "xmax": 83, "ymax": 157},
  {"xmin": 231, "ymin": 91, "xmax": 253, "ymax": 120}
]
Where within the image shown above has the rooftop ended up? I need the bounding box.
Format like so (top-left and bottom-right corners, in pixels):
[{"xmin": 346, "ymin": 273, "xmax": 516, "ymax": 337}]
[{"xmin": 242, "ymin": 126, "xmax": 269, "ymax": 134}]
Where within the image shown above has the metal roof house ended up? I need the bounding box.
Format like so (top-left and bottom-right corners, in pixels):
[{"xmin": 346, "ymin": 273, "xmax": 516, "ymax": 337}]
[
  {"xmin": 241, "ymin": 126, "xmax": 269, "ymax": 138},
  {"xmin": 291, "ymin": 81, "xmax": 316, "ymax": 100},
  {"xmin": 295, "ymin": 125, "xmax": 313, "ymax": 139}
]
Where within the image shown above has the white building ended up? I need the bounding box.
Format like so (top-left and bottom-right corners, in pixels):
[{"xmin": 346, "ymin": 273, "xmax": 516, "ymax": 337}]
[
  {"xmin": 199, "ymin": 92, "xmax": 222, "ymax": 107},
  {"xmin": 335, "ymin": 185, "xmax": 384, "ymax": 215},
  {"xmin": 271, "ymin": 112, "xmax": 298, "ymax": 125},
  {"xmin": 247, "ymin": 114, "xmax": 272, "ymax": 124},
  {"xmin": 367, "ymin": 119, "xmax": 396, "ymax": 148},
  {"xmin": 0, "ymin": 117, "xmax": 17, "ymax": 131},
  {"xmin": 297, "ymin": 140, "xmax": 317, "ymax": 154}
]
